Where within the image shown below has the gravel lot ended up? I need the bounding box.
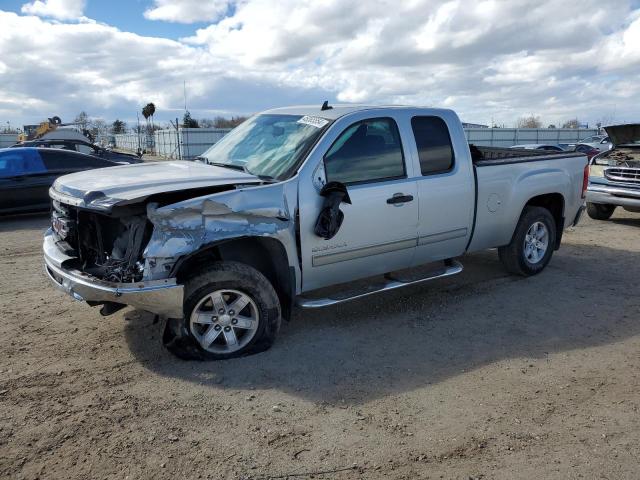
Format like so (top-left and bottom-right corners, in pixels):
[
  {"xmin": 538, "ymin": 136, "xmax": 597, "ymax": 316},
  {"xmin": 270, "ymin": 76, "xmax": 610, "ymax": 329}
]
[{"xmin": 1, "ymin": 211, "xmax": 639, "ymax": 480}]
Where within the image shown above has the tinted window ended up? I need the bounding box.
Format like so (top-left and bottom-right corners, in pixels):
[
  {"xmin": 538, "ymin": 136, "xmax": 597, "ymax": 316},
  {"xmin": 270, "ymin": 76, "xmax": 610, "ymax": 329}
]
[
  {"xmin": 39, "ymin": 150, "xmax": 113, "ymax": 171},
  {"xmin": 411, "ymin": 116, "xmax": 454, "ymax": 175},
  {"xmin": 0, "ymin": 149, "xmax": 46, "ymax": 178},
  {"xmin": 324, "ymin": 118, "xmax": 405, "ymax": 184},
  {"xmin": 540, "ymin": 145, "xmax": 562, "ymax": 151}
]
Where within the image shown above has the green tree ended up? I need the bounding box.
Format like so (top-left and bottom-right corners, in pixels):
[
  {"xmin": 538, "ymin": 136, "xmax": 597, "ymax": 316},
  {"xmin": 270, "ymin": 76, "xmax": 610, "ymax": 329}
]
[
  {"xmin": 183, "ymin": 111, "xmax": 199, "ymax": 128},
  {"xmin": 111, "ymin": 119, "xmax": 127, "ymax": 134}
]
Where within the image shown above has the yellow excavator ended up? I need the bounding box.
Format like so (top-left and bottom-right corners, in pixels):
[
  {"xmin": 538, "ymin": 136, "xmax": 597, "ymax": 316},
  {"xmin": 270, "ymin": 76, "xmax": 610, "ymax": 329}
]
[{"xmin": 17, "ymin": 116, "xmax": 77, "ymax": 142}]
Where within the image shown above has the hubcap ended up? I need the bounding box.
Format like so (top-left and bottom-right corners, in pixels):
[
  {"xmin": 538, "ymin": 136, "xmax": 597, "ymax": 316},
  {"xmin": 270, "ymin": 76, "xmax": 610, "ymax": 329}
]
[
  {"xmin": 523, "ymin": 221, "xmax": 549, "ymax": 264},
  {"xmin": 189, "ymin": 289, "xmax": 259, "ymax": 354}
]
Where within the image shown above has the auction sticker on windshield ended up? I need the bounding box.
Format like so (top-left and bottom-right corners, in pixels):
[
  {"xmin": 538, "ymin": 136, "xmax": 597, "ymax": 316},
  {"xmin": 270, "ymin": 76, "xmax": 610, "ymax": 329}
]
[{"xmin": 297, "ymin": 115, "xmax": 329, "ymax": 128}]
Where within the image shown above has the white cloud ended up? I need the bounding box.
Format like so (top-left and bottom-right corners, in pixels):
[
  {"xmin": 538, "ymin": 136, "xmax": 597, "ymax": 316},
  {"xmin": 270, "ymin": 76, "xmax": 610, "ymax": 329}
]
[
  {"xmin": 144, "ymin": 0, "xmax": 233, "ymax": 24},
  {"xmin": 1, "ymin": 1, "xmax": 640, "ymax": 128},
  {"xmin": 21, "ymin": 0, "xmax": 85, "ymax": 20}
]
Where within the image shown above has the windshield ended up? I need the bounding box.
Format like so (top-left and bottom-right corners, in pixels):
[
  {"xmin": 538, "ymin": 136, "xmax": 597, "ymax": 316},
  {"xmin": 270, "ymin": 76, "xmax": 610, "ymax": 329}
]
[{"xmin": 200, "ymin": 114, "xmax": 330, "ymax": 179}]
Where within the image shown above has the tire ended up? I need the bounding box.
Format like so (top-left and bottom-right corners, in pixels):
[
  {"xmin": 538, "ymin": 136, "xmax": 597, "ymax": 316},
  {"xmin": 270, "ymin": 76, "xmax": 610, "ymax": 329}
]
[
  {"xmin": 163, "ymin": 261, "xmax": 281, "ymax": 360},
  {"xmin": 586, "ymin": 202, "xmax": 615, "ymax": 220},
  {"xmin": 498, "ymin": 206, "xmax": 557, "ymax": 276}
]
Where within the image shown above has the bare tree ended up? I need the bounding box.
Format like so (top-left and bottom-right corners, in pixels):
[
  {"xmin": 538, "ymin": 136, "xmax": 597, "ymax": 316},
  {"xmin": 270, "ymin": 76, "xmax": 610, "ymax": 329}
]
[
  {"xmin": 74, "ymin": 111, "xmax": 90, "ymax": 131},
  {"xmin": 214, "ymin": 116, "xmax": 248, "ymax": 128},
  {"xmin": 562, "ymin": 118, "xmax": 580, "ymax": 129},
  {"xmin": 516, "ymin": 115, "xmax": 542, "ymax": 128},
  {"xmin": 198, "ymin": 118, "xmax": 215, "ymax": 128}
]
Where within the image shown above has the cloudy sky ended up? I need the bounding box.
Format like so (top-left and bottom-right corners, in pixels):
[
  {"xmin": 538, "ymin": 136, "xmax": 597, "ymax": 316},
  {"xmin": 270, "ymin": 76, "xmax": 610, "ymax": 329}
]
[{"xmin": 0, "ymin": 0, "xmax": 639, "ymax": 129}]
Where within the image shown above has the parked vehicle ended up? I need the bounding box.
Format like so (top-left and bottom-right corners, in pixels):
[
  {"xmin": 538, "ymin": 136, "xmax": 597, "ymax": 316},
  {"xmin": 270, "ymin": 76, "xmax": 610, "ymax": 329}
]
[
  {"xmin": 12, "ymin": 139, "xmax": 142, "ymax": 164},
  {"xmin": 586, "ymin": 124, "xmax": 640, "ymax": 220},
  {"xmin": 575, "ymin": 134, "xmax": 612, "ymax": 153},
  {"xmin": 573, "ymin": 144, "xmax": 600, "ymax": 160},
  {"xmin": 43, "ymin": 105, "xmax": 588, "ymax": 359},
  {"xmin": 0, "ymin": 147, "xmax": 127, "ymax": 215},
  {"xmin": 511, "ymin": 144, "xmax": 565, "ymax": 151}
]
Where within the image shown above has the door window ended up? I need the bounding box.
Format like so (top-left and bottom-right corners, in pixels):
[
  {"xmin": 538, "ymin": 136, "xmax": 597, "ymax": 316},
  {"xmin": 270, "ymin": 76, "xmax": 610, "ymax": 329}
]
[
  {"xmin": 0, "ymin": 149, "xmax": 46, "ymax": 178},
  {"xmin": 324, "ymin": 117, "xmax": 405, "ymax": 184},
  {"xmin": 411, "ymin": 116, "xmax": 454, "ymax": 175}
]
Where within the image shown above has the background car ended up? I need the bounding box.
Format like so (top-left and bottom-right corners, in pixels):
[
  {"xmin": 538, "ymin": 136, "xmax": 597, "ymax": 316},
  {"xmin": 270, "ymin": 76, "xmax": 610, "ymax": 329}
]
[
  {"xmin": 573, "ymin": 143, "xmax": 600, "ymax": 160},
  {"xmin": 510, "ymin": 144, "xmax": 566, "ymax": 151},
  {"xmin": 11, "ymin": 139, "xmax": 142, "ymax": 164},
  {"xmin": 0, "ymin": 147, "xmax": 126, "ymax": 215},
  {"xmin": 575, "ymin": 134, "xmax": 612, "ymax": 152}
]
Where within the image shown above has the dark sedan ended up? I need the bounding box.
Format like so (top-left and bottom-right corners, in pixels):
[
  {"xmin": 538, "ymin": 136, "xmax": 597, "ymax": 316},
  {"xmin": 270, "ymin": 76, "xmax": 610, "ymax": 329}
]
[
  {"xmin": 0, "ymin": 147, "xmax": 125, "ymax": 215},
  {"xmin": 11, "ymin": 139, "xmax": 142, "ymax": 164}
]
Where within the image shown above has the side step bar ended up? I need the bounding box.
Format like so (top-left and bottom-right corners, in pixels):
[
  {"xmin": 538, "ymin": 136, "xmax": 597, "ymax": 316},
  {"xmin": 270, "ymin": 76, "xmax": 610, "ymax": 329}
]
[{"xmin": 296, "ymin": 259, "xmax": 463, "ymax": 309}]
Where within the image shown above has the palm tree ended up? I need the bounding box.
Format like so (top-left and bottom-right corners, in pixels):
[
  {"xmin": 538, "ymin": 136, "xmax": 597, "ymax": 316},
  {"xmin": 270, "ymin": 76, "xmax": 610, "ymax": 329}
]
[{"xmin": 143, "ymin": 103, "xmax": 156, "ymax": 131}]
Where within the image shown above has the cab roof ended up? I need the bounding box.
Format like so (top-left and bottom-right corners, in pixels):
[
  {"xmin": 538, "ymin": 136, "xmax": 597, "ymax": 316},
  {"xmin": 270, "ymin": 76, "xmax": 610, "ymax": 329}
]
[{"xmin": 263, "ymin": 104, "xmax": 454, "ymax": 121}]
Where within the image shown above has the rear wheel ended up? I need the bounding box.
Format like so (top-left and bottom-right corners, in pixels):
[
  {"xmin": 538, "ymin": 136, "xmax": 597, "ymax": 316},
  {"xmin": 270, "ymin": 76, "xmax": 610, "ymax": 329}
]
[
  {"xmin": 163, "ymin": 261, "xmax": 281, "ymax": 360},
  {"xmin": 498, "ymin": 206, "xmax": 556, "ymax": 276},
  {"xmin": 586, "ymin": 202, "xmax": 615, "ymax": 220}
]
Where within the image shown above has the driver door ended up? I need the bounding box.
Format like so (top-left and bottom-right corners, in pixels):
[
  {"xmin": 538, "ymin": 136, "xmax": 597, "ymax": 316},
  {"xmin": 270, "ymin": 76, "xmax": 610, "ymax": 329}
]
[{"xmin": 298, "ymin": 116, "xmax": 418, "ymax": 292}]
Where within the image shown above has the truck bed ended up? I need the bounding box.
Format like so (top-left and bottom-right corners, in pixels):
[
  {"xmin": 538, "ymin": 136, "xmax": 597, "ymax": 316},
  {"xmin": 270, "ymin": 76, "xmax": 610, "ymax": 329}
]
[{"xmin": 470, "ymin": 145, "xmax": 584, "ymax": 167}]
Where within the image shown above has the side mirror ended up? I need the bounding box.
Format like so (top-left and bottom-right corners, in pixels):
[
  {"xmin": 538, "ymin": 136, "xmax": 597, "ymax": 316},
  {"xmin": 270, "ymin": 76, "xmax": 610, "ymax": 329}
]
[{"xmin": 314, "ymin": 181, "xmax": 351, "ymax": 240}]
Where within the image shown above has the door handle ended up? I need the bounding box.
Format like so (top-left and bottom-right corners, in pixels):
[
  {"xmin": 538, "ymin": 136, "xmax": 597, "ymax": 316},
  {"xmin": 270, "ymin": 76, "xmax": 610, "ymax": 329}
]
[{"xmin": 386, "ymin": 193, "xmax": 414, "ymax": 204}]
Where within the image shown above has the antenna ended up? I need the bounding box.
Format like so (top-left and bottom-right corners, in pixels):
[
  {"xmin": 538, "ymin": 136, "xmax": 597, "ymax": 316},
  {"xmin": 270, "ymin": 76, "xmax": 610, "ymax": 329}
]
[
  {"xmin": 321, "ymin": 100, "xmax": 333, "ymax": 111},
  {"xmin": 183, "ymin": 80, "xmax": 187, "ymax": 112}
]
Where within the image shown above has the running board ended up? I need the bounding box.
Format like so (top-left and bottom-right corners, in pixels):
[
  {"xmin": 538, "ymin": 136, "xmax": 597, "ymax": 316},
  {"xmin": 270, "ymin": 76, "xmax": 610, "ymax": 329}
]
[{"xmin": 296, "ymin": 259, "xmax": 463, "ymax": 309}]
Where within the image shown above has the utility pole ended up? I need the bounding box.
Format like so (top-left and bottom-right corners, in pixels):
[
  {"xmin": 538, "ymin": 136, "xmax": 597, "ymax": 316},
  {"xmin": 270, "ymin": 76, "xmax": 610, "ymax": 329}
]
[{"xmin": 136, "ymin": 111, "xmax": 142, "ymax": 154}]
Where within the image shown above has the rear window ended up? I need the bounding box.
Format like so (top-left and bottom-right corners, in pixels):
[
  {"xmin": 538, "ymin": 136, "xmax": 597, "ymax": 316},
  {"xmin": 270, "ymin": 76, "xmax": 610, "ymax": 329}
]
[
  {"xmin": 411, "ymin": 116, "xmax": 454, "ymax": 175},
  {"xmin": 0, "ymin": 149, "xmax": 46, "ymax": 178}
]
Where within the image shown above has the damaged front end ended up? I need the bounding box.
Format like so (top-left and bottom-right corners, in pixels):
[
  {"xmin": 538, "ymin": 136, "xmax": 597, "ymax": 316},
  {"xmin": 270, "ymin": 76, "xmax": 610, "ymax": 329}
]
[
  {"xmin": 44, "ymin": 177, "xmax": 299, "ymax": 319},
  {"xmin": 52, "ymin": 200, "xmax": 151, "ymax": 283}
]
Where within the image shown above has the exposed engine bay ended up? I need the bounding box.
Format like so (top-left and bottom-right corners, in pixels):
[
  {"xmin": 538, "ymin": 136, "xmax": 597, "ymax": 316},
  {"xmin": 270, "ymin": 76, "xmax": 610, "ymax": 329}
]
[
  {"xmin": 595, "ymin": 147, "xmax": 640, "ymax": 168},
  {"xmin": 53, "ymin": 200, "xmax": 151, "ymax": 283},
  {"xmin": 51, "ymin": 185, "xmax": 240, "ymax": 283}
]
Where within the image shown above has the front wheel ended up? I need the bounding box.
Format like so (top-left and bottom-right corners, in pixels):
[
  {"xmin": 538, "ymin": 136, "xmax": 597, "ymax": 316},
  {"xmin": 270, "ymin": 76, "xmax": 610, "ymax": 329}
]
[
  {"xmin": 586, "ymin": 202, "xmax": 615, "ymax": 220},
  {"xmin": 163, "ymin": 261, "xmax": 281, "ymax": 360},
  {"xmin": 498, "ymin": 206, "xmax": 557, "ymax": 276}
]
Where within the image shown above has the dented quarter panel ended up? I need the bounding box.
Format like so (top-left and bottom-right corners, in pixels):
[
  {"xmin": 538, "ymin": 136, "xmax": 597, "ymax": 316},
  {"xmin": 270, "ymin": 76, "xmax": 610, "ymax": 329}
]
[{"xmin": 143, "ymin": 179, "xmax": 301, "ymax": 291}]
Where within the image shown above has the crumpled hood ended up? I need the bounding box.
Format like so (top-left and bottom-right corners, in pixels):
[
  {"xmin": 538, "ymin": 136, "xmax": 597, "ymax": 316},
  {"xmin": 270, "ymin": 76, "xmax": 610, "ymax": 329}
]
[
  {"xmin": 604, "ymin": 124, "xmax": 640, "ymax": 146},
  {"xmin": 52, "ymin": 160, "xmax": 261, "ymax": 207}
]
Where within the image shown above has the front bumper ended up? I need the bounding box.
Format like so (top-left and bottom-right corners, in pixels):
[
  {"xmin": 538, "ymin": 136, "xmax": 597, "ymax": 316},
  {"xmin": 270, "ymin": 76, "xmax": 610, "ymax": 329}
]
[
  {"xmin": 43, "ymin": 229, "xmax": 184, "ymax": 318},
  {"xmin": 586, "ymin": 183, "xmax": 640, "ymax": 209}
]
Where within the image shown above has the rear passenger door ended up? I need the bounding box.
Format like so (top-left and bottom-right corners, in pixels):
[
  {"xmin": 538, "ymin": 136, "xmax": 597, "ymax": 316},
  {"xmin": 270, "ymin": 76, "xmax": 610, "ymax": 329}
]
[
  {"xmin": 410, "ymin": 116, "xmax": 475, "ymax": 265},
  {"xmin": 299, "ymin": 116, "xmax": 419, "ymax": 291}
]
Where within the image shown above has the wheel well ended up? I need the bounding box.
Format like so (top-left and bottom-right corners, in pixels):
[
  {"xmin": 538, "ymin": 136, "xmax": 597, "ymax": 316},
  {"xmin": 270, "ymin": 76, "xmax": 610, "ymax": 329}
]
[
  {"xmin": 175, "ymin": 237, "xmax": 295, "ymax": 320},
  {"xmin": 525, "ymin": 193, "xmax": 565, "ymax": 249}
]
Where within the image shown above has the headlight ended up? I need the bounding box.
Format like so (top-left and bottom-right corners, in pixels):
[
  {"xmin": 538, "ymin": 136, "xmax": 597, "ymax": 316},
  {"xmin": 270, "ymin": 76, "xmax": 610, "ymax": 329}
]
[{"xmin": 589, "ymin": 164, "xmax": 605, "ymax": 177}]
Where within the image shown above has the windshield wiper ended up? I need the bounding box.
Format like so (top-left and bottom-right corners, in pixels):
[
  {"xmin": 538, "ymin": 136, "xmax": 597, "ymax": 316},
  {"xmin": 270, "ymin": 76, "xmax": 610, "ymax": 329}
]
[
  {"xmin": 207, "ymin": 161, "xmax": 246, "ymax": 172},
  {"xmin": 243, "ymin": 166, "xmax": 277, "ymax": 183}
]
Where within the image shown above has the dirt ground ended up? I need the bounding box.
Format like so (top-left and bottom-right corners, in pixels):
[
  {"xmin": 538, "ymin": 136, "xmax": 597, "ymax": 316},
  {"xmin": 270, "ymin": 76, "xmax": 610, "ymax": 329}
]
[{"xmin": 1, "ymin": 211, "xmax": 639, "ymax": 480}]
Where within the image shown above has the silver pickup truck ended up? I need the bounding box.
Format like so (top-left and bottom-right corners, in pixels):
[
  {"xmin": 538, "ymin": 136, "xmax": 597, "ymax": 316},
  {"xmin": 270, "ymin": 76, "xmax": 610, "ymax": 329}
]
[
  {"xmin": 586, "ymin": 124, "xmax": 640, "ymax": 219},
  {"xmin": 44, "ymin": 105, "xmax": 588, "ymax": 360}
]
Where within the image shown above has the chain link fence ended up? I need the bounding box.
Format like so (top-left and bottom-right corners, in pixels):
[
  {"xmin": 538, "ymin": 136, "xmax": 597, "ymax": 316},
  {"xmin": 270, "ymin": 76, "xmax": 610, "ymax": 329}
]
[
  {"xmin": 465, "ymin": 128, "xmax": 598, "ymax": 147},
  {"xmin": 114, "ymin": 127, "xmax": 600, "ymax": 160},
  {"xmin": 114, "ymin": 128, "xmax": 231, "ymax": 159}
]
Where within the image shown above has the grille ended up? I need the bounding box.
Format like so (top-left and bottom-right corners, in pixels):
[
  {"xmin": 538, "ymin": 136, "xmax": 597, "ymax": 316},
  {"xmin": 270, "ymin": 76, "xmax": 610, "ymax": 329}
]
[
  {"xmin": 51, "ymin": 200, "xmax": 78, "ymax": 248},
  {"xmin": 604, "ymin": 167, "xmax": 640, "ymax": 185}
]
